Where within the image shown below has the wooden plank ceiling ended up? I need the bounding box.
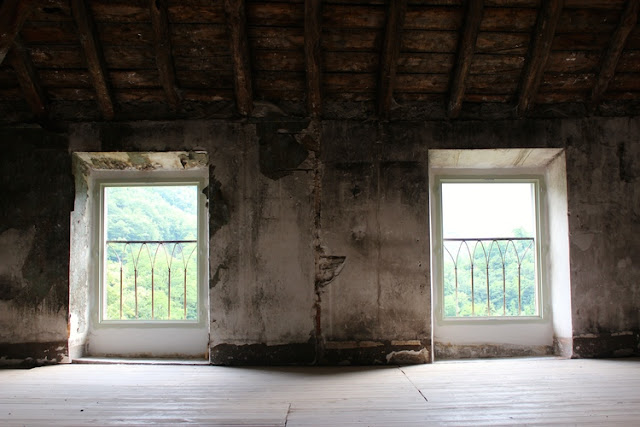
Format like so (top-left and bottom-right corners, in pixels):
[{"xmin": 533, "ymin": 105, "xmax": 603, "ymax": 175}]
[{"xmin": 0, "ymin": 0, "xmax": 639, "ymax": 124}]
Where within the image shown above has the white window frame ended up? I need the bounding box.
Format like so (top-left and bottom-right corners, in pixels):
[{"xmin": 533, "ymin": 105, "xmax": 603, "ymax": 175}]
[
  {"xmin": 431, "ymin": 175, "xmax": 548, "ymax": 325},
  {"xmin": 91, "ymin": 173, "xmax": 209, "ymax": 331},
  {"xmin": 96, "ymin": 178, "xmax": 207, "ymax": 325}
]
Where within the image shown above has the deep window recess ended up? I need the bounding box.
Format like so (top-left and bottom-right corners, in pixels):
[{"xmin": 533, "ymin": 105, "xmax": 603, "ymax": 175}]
[
  {"xmin": 439, "ymin": 180, "xmax": 540, "ymax": 319},
  {"xmin": 101, "ymin": 184, "xmax": 199, "ymax": 322}
]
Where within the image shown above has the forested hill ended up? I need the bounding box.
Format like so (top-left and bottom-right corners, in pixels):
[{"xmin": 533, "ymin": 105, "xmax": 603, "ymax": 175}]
[{"xmin": 105, "ymin": 186, "xmax": 197, "ymax": 241}]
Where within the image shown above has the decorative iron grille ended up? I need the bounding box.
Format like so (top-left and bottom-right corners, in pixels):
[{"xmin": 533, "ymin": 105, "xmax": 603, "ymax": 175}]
[
  {"xmin": 442, "ymin": 237, "xmax": 537, "ymax": 318},
  {"xmin": 105, "ymin": 240, "xmax": 198, "ymax": 321}
]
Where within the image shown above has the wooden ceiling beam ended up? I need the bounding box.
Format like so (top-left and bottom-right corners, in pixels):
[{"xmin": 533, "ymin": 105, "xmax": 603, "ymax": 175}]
[
  {"xmin": 590, "ymin": 0, "xmax": 639, "ymax": 109},
  {"xmin": 0, "ymin": 0, "xmax": 36, "ymax": 66},
  {"xmin": 8, "ymin": 36, "xmax": 47, "ymax": 119},
  {"xmin": 71, "ymin": 0, "xmax": 115, "ymax": 120},
  {"xmin": 305, "ymin": 0, "xmax": 322, "ymax": 118},
  {"xmin": 448, "ymin": 0, "xmax": 483, "ymax": 119},
  {"xmin": 150, "ymin": 0, "xmax": 181, "ymax": 109},
  {"xmin": 224, "ymin": 0, "xmax": 253, "ymax": 116},
  {"xmin": 378, "ymin": 0, "xmax": 407, "ymax": 120},
  {"xmin": 516, "ymin": 0, "xmax": 564, "ymax": 116}
]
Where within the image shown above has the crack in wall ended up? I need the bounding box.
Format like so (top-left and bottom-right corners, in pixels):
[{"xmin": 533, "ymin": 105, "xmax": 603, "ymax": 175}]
[{"xmin": 311, "ymin": 119, "xmax": 324, "ymax": 364}]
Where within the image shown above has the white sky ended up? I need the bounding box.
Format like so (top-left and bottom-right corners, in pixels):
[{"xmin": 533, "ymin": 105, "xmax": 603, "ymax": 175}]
[{"xmin": 442, "ymin": 182, "xmax": 535, "ymax": 238}]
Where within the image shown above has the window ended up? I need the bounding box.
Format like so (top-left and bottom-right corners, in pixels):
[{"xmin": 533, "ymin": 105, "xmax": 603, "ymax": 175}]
[
  {"xmin": 428, "ymin": 148, "xmax": 573, "ymax": 359},
  {"xmin": 69, "ymin": 151, "xmax": 210, "ymax": 359},
  {"xmin": 439, "ymin": 179, "xmax": 540, "ymax": 319},
  {"xmin": 100, "ymin": 183, "xmax": 201, "ymax": 322}
]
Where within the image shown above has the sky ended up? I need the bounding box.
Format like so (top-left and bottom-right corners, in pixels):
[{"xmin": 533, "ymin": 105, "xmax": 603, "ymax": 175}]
[{"xmin": 441, "ymin": 182, "xmax": 535, "ymax": 239}]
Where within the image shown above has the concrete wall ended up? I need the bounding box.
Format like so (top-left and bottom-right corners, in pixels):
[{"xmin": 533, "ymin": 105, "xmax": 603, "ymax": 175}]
[
  {"xmin": 0, "ymin": 128, "xmax": 73, "ymax": 366},
  {"xmin": 0, "ymin": 117, "xmax": 638, "ymax": 365}
]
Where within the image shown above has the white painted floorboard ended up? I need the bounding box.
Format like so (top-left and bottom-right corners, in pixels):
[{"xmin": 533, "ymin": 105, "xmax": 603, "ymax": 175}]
[{"xmin": 1, "ymin": 358, "xmax": 639, "ymax": 426}]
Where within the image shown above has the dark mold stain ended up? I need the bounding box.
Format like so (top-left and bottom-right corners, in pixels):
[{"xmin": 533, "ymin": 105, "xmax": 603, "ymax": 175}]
[
  {"xmin": 211, "ymin": 340, "xmax": 315, "ymax": 365},
  {"xmin": 208, "ymin": 166, "xmax": 230, "ymax": 237},
  {"xmin": 0, "ymin": 131, "xmax": 73, "ymax": 310},
  {"xmin": 321, "ymin": 340, "xmax": 430, "ymax": 365},
  {"xmin": 618, "ymin": 141, "xmax": 638, "ymax": 183},
  {"xmin": 573, "ymin": 330, "xmax": 640, "ymax": 358},
  {"xmin": 100, "ymin": 123, "xmax": 135, "ymax": 151},
  {"xmin": 0, "ymin": 275, "xmax": 20, "ymax": 301},
  {"xmin": 210, "ymin": 263, "xmax": 228, "ymax": 289},
  {"xmin": 435, "ymin": 343, "xmax": 554, "ymax": 360},
  {"xmin": 0, "ymin": 341, "xmax": 68, "ymax": 368},
  {"xmin": 380, "ymin": 161, "xmax": 426, "ymax": 206},
  {"xmin": 257, "ymin": 122, "xmax": 309, "ymax": 180}
]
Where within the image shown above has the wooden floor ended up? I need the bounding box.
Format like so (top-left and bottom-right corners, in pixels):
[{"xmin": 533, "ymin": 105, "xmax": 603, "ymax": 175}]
[{"xmin": 1, "ymin": 358, "xmax": 639, "ymax": 426}]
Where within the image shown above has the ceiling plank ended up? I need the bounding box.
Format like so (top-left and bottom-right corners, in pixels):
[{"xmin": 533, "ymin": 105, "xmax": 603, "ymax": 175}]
[
  {"xmin": 590, "ymin": 0, "xmax": 639, "ymax": 109},
  {"xmin": 305, "ymin": 0, "xmax": 322, "ymax": 118},
  {"xmin": 378, "ymin": 0, "xmax": 407, "ymax": 119},
  {"xmin": 516, "ymin": 0, "xmax": 564, "ymax": 116},
  {"xmin": 71, "ymin": 0, "xmax": 115, "ymax": 120},
  {"xmin": 150, "ymin": 0, "xmax": 181, "ymax": 109},
  {"xmin": 7, "ymin": 37, "xmax": 47, "ymax": 119},
  {"xmin": 224, "ymin": 0, "xmax": 253, "ymax": 116},
  {"xmin": 0, "ymin": 0, "xmax": 36, "ymax": 66},
  {"xmin": 448, "ymin": 0, "xmax": 483, "ymax": 118}
]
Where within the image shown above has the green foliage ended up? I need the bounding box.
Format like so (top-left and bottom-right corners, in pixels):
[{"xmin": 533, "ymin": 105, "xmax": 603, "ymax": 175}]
[
  {"xmin": 105, "ymin": 186, "xmax": 197, "ymax": 241},
  {"xmin": 443, "ymin": 237, "xmax": 538, "ymax": 318},
  {"xmin": 103, "ymin": 186, "xmax": 199, "ymax": 321}
]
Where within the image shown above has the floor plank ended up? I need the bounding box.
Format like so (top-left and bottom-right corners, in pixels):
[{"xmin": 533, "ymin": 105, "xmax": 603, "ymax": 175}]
[{"xmin": 0, "ymin": 358, "xmax": 638, "ymax": 425}]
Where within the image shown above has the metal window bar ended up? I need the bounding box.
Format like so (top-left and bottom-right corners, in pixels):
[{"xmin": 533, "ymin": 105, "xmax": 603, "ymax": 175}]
[
  {"xmin": 105, "ymin": 240, "xmax": 197, "ymax": 321},
  {"xmin": 443, "ymin": 238, "xmax": 536, "ymax": 318}
]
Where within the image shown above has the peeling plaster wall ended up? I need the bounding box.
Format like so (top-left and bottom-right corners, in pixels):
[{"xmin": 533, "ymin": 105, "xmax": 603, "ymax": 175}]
[
  {"xmin": 1, "ymin": 117, "xmax": 639, "ymax": 366},
  {"xmin": 0, "ymin": 128, "xmax": 73, "ymax": 366},
  {"xmin": 319, "ymin": 122, "xmax": 431, "ymax": 364},
  {"xmin": 68, "ymin": 121, "xmax": 316, "ymax": 364},
  {"xmin": 561, "ymin": 118, "xmax": 640, "ymax": 357}
]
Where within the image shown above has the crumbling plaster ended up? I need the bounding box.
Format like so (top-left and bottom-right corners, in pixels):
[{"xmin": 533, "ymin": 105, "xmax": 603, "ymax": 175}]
[{"xmin": 1, "ymin": 116, "xmax": 639, "ymax": 365}]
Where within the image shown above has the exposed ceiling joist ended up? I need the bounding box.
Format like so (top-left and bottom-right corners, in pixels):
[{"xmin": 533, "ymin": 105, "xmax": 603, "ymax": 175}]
[
  {"xmin": 224, "ymin": 0, "xmax": 253, "ymax": 116},
  {"xmin": 0, "ymin": 0, "xmax": 36, "ymax": 66},
  {"xmin": 305, "ymin": 0, "xmax": 322, "ymax": 118},
  {"xmin": 2, "ymin": 0, "xmax": 640, "ymax": 124},
  {"xmin": 448, "ymin": 0, "xmax": 483, "ymax": 119},
  {"xmin": 71, "ymin": 0, "xmax": 115, "ymax": 120},
  {"xmin": 378, "ymin": 0, "xmax": 407, "ymax": 119},
  {"xmin": 517, "ymin": 0, "xmax": 564, "ymax": 116},
  {"xmin": 150, "ymin": 0, "xmax": 181, "ymax": 109},
  {"xmin": 590, "ymin": 0, "xmax": 639, "ymax": 109},
  {"xmin": 7, "ymin": 36, "xmax": 47, "ymax": 119}
]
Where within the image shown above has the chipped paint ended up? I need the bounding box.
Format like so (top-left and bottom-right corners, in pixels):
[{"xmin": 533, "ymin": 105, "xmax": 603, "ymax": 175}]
[{"xmin": 386, "ymin": 349, "xmax": 430, "ymax": 364}]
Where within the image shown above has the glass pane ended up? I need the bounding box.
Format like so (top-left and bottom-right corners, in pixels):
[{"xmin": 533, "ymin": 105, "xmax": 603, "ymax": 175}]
[
  {"xmin": 103, "ymin": 185, "xmax": 198, "ymax": 321},
  {"xmin": 441, "ymin": 182, "xmax": 538, "ymax": 318},
  {"xmin": 442, "ymin": 182, "xmax": 535, "ymax": 239}
]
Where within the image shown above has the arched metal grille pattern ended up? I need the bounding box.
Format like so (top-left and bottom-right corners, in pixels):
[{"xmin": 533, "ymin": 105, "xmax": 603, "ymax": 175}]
[
  {"xmin": 443, "ymin": 237, "xmax": 537, "ymax": 318},
  {"xmin": 105, "ymin": 240, "xmax": 198, "ymax": 321}
]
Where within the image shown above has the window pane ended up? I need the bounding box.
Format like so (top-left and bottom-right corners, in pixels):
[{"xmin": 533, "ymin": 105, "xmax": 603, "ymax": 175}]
[
  {"xmin": 441, "ymin": 182, "xmax": 538, "ymax": 318},
  {"xmin": 105, "ymin": 186, "xmax": 197, "ymax": 241},
  {"xmin": 442, "ymin": 182, "xmax": 535, "ymax": 239},
  {"xmin": 103, "ymin": 185, "xmax": 199, "ymax": 321}
]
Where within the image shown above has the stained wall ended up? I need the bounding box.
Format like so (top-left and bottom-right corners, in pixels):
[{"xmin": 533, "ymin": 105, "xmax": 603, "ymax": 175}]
[{"xmin": 0, "ymin": 117, "xmax": 638, "ymax": 365}]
